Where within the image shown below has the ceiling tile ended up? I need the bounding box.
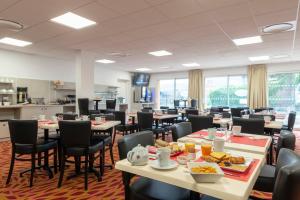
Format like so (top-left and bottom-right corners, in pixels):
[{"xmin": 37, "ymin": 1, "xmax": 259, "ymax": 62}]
[
  {"xmin": 0, "ymin": 0, "xmax": 19, "ymax": 12},
  {"xmin": 173, "ymin": 12, "xmax": 214, "ymax": 30},
  {"xmin": 155, "ymin": 0, "xmax": 205, "ymax": 19},
  {"xmin": 248, "ymin": 0, "xmax": 298, "ymax": 15},
  {"xmin": 144, "ymin": 0, "xmax": 170, "ymax": 6},
  {"xmin": 254, "ymin": 8, "xmax": 297, "ymax": 27},
  {"xmin": 196, "ymin": 0, "xmax": 248, "ymax": 11},
  {"xmin": 97, "ymin": 0, "xmax": 150, "ymax": 15}
]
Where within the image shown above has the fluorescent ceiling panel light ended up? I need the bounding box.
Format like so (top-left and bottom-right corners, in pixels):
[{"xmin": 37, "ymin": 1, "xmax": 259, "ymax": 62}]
[
  {"xmin": 248, "ymin": 56, "xmax": 270, "ymax": 61},
  {"xmin": 273, "ymin": 55, "xmax": 289, "ymax": 59},
  {"xmin": 136, "ymin": 68, "xmax": 151, "ymax": 71},
  {"xmin": 51, "ymin": 12, "xmax": 96, "ymax": 29},
  {"xmin": 0, "ymin": 37, "xmax": 32, "ymax": 47},
  {"xmin": 148, "ymin": 50, "xmax": 172, "ymax": 56},
  {"xmin": 182, "ymin": 62, "xmax": 200, "ymax": 67},
  {"xmin": 96, "ymin": 59, "xmax": 115, "ymax": 64},
  {"xmin": 233, "ymin": 36, "xmax": 262, "ymax": 46}
]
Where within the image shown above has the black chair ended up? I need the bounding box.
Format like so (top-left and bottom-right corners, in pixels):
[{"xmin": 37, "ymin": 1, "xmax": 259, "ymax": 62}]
[
  {"xmin": 78, "ymin": 98, "xmax": 90, "ymax": 116},
  {"xmin": 90, "ymin": 113, "xmax": 115, "ymax": 121},
  {"xmin": 188, "ymin": 115, "xmax": 213, "ymax": 132},
  {"xmin": 232, "ymin": 117, "xmax": 265, "ymax": 135},
  {"xmin": 160, "ymin": 106, "xmax": 169, "ymax": 110},
  {"xmin": 254, "ymin": 107, "xmax": 274, "ymax": 113},
  {"xmin": 201, "ymin": 148, "xmax": 300, "ymax": 200},
  {"xmin": 118, "ymin": 131, "xmax": 193, "ymax": 200},
  {"xmin": 174, "ymin": 100, "xmax": 180, "ymax": 108},
  {"xmin": 254, "ymin": 143, "xmax": 298, "ymax": 193},
  {"xmin": 222, "ymin": 112, "xmax": 231, "ymax": 118},
  {"xmin": 106, "ymin": 99, "xmax": 116, "ymax": 112},
  {"xmin": 185, "ymin": 109, "xmax": 198, "ymax": 119},
  {"xmin": 141, "ymin": 108, "xmax": 153, "ymax": 113},
  {"xmin": 137, "ymin": 112, "xmax": 166, "ymax": 139},
  {"xmin": 190, "ymin": 99, "xmax": 197, "ymax": 108},
  {"xmin": 171, "ymin": 122, "xmax": 192, "ymax": 141},
  {"xmin": 249, "ymin": 114, "xmax": 275, "ymax": 121},
  {"xmin": 282, "ymin": 111, "xmax": 296, "ymax": 131},
  {"xmin": 7, "ymin": 120, "xmax": 57, "ymax": 187},
  {"xmin": 230, "ymin": 108, "xmax": 244, "ymax": 117},
  {"xmin": 58, "ymin": 121, "xmax": 103, "ymax": 190},
  {"xmin": 114, "ymin": 111, "xmax": 137, "ymax": 142}
]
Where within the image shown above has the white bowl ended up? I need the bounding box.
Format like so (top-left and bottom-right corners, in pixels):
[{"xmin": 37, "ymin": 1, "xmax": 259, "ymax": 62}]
[{"xmin": 187, "ymin": 162, "xmax": 224, "ymax": 183}]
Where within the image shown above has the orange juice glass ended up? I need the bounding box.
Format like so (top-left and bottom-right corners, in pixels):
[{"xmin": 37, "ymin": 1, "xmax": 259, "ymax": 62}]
[
  {"xmin": 185, "ymin": 143, "xmax": 195, "ymax": 153},
  {"xmin": 201, "ymin": 142, "xmax": 212, "ymax": 156}
]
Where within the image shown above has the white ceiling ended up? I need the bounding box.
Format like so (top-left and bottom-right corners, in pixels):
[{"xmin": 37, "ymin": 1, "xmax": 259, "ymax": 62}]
[{"xmin": 0, "ymin": 0, "xmax": 299, "ymax": 73}]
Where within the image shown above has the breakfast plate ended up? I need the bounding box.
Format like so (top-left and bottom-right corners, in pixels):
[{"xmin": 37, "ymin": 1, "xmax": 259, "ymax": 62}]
[{"xmin": 219, "ymin": 156, "xmax": 253, "ymax": 173}]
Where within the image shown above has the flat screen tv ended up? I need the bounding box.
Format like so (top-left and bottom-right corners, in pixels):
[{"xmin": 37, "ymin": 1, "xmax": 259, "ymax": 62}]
[{"xmin": 132, "ymin": 73, "xmax": 150, "ymax": 86}]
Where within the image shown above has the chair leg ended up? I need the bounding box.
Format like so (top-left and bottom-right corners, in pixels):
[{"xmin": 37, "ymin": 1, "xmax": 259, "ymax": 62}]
[
  {"xmin": 6, "ymin": 150, "xmax": 15, "ymax": 185},
  {"xmin": 29, "ymin": 152, "xmax": 35, "ymax": 187},
  {"xmin": 98, "ymin": 149, "xmax": 103, "ymax": 181},
  {"xmin": 109, "ymin": 144, "xmax": 115, "ymax": 165},
  {"xmin": 84, "ymin": 154, "xmax": 88, "ymax": 190},
  {"xmin": 112, "ymin": 128, "xmax": 117, "ymax": 145},
  {"xmin": 53, "ymin": 148, "xmax": 58, "ymax": 174},
  {"xmin": 37, "ymin": 152, "xmax": 42, "ymax": 166},
  {"xmin": 57, "ymin": 141, "xmax": 62, "ymax": 171},
  {"xmin": 58, "ymin": 155, "xmax": 65, "ymax": 188},
  {"xmin": 101, "ymin": 146, "xmax": 105, "ymax": 175}
]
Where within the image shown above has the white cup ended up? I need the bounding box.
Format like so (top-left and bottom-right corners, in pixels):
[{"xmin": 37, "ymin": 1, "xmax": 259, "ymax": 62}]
[
  {"xmin": 39, "ymin": 115, "xmax": 46, "ymax": 120},
  {"xmin": 213, "ymin": 138, "xmax": 225, "ymax": 152},
  {"xmin": 157, "ymin": 147, "xmax": 171, "ymax": 167},
  {"xmin": 95, "ymin": 117, "xmax": 101, "ymax": 123},
  {"xmin": 82, "ymin": 115, "xmax": 89, "ymax": 121},
  {"xmin": 232, "ymin": 126, "xmax": 242, "ymax": 135}
]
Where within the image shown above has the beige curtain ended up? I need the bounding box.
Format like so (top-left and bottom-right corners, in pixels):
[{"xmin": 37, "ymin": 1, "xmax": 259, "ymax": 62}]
[
  {"xmin": 188, "ymin": 69, "xmax": 203, "ymax": 110},
  {"xmin": 247, "ymin": 64, "xmax": 268, "ymax": 109}
]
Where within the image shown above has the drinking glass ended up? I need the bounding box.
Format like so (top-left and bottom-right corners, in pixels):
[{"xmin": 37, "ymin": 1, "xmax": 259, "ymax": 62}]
[{"xmin": 201, "ymin": 141, "xmax": 212, "ymax": 156}]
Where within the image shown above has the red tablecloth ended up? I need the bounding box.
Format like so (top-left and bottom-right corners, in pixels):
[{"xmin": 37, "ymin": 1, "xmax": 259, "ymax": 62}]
[{"xmin": 230, "ymin": 135, "xmax": 268, "ymax": 147}]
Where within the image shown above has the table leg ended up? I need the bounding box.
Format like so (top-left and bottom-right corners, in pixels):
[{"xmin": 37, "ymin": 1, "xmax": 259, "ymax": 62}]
[
  {"xmin": 43, "ymin": 129, "xmax": 53, "ymax": 178},
  {"xmin": 95, "ymin": 101, "xmax": 99, "ymax": 111},
  {"xmin": 155, "ymin": 119, "xmax": 159, "ymax": 128}
]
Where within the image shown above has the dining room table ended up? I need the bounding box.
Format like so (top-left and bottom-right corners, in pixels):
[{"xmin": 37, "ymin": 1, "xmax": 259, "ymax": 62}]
[
  {"xmin": 178, "ymin": 130, "xmax": 272, "ymax": 156},
  {"xmin": 128, "ymin": 113, "xmax": 180, "ymax": 128},
  {"xmin": 116, "ymin": 145, "xmax": 265, "ymax": 200}
]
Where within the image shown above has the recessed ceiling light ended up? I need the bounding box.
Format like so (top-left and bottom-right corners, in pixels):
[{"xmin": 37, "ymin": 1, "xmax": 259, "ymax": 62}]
[
  {"xmin": 96, "ymin": 59, "xmax": 115, "ymax": 64},
  {"xmin": 262, "ymin": 22, "xmax": 294, "ymax": 34},
  {"xmin": 0, "ymin": 37, "xmax": 32, "ymax": 47},
  {"xmin": 248, "ymin": 56, "xmax": 270, "ymax": 62},
  {"xmin": 233, "ymin": 36, "xmax": 262, "ymax": 46},
  {"xmin": 50, "ymin": 12, "xmax": 96, "ymax": 29},
  {"xmin": 136, "ymin": 68, "xmax": 151, "ymax": 72},
  {"xmin": 182, "ymin": 62, "xmax": 200, "ymax": 67},
  {"xmin": 148, "ymin": 50, "xmax": 172, "ymax": 57},
  {"xmin": 273, "ymin": 54, "xmax": 289, "ymax": 59}
]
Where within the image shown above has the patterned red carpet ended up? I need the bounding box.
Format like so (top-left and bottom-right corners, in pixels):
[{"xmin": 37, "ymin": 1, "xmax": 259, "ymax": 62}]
[{"xmin": 1, "ymin": 131, "xmax": 300, "ymax": 200}]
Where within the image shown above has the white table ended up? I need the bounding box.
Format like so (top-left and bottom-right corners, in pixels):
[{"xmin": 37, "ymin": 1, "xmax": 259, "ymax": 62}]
[
  {"xmin": 178, "ymin": 132, "xmax": 272, "ymax": 155},
  {"xmin": 116, "ymin": 150, "xmax": 265, "ymax": 200}
]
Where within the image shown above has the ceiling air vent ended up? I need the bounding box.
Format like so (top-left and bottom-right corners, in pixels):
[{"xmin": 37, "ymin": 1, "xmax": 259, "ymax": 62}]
[
  {"xmin": 0, "ymin": 19, "xmax": 23, "ymax": 31},
  {"xmin": 108, "ymin": 52, "xmax": 132, "ymax": 58},
  {"xmin": 262, "ymin": 21, "xmax": 296, "ymax": 34}
]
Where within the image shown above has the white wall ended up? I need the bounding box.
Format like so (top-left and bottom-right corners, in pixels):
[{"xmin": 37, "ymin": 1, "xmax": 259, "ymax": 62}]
[
  {"xmin": 94, "ymin": 65, "xmax": 131, "ymax": 87},
  {"xmin": 0, "ymin": 49, "xmax": 75, "ymax": 82}
]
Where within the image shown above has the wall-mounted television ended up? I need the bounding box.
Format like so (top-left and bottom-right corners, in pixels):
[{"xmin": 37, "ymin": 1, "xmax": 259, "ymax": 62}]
[{"xmin": 132, "ymin": 73, "xmax": 150, "ymax": 86}]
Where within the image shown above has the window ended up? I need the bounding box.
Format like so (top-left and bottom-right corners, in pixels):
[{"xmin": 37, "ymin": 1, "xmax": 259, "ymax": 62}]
[
  {"xmin": 268, "ymin": 72, "xmax": 300, "ymax": 113},
  {"xmin": 160, "ymin": 79, "xmax": 188, "ymax": 108},
  {"xmin": 205, "ymin": 75, "xmax": 247, "ymax": 108}
]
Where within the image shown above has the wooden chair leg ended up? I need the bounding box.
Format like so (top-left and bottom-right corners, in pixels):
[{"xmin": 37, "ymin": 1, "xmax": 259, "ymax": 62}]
[
  {"xmin": 109, "ymin": 144, "xmax": 115, "ymax": 165},
  {"xmin": 6, "ymin": 150, "xmax": 15, "ymax": 185},
  {"xmin": 53, "ymin": 148, "xmax": 58, "ymax": 174},
  {"xmin": 58, "ymin": 155, "xmax": 65, "ymax": 188},
  {"xmin": 30, "ymin": 152, "xmax": 35, "ymax": 187},
  {"xmin": 84, "ymin": 154, "xmax": 88, "ymax": 190}
]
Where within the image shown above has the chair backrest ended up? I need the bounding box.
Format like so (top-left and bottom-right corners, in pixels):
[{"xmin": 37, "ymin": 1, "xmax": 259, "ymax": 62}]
[
  {"xmin": 230, "ymin": 108, "xmax": 244, "ymax": 117},
  {"xmin": 171, "ymin": 122, "xmax": 192, "ymax": 141},
  {"xmin": 249, "ymin": 114, "xmax": 275, "ymax": 121},
  {"xmin": 167, "ymin": 108, "xmax": 178, "ymax": 114},
  {"xmin": 90, "ymin": 113, "xmax": 115, "ymax": 121},
  {"xmin": 106, "ymin": 99, "xmax": 116, "ymax": 110},
  {"xmin": 232, "ymin": 117, "xmax": 265, "ymax": 135},
  {"xmin": 62, "ymin": 113, "xmax": 78, "ymax": 120},
  {"xmin": 78, "ymin": 98, "xmax": 89, "ymax": 116},
  {"xmin": 222, "ymin": 112, "xmax": 231, "ymax": 118},
  {"xmin": 185, "ymin": 109, "xmax": 198, "ymax": 118},
  {"xmin": 114, "ymin": 111, "xmax": 126, "ymax": 125},
  {"xmin": 273, "ymin": 149, "xmax": 300, "ymax": 200},
  {"xmin": 188, "ymin": 115, "xmax": 213, "ymax": 132},
  {"xmin": 8, "ymin": 120, "xmax": 38, "ymax": 145},
  {"xmin": 141, "ymin": 108, "xmax": 152, "ymax": 113},
  {"xmin": 59, "ymin": 121, "xmax": 91, "ymax": 148},
  {"xmin": 287, "ymin": 111, "xmax": 296, "ymax": 131},
  {"xmin": 276, "ymin": 130, "xmax": 296, "ymax": 159},
  {"xmin": 254, "ymin": 107, "xmax": 274, "ymax": 113},
  {"xmin": 174, "ymin": 100, "xmax": 180, "ymax": 108},
  {"xmin": 160, "ymin": 106, "xmax": 169, "ymax": 110},
  {"xmin": 137, "ymin": 112, "xmax": 153, "ymax": 130},
  {"xmin": 190, "ymin": 99, "xmax": 197, "ymax": 108}
]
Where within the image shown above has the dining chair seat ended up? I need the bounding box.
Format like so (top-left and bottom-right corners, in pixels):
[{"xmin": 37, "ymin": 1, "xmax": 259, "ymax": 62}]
[
  {"xmin": 65, "ymin": 140, "xmax": 103, "ymax": 156},
  {"xmin": 15, "ymin": 138, "xmax": 57, "ymax": 154},
  {"xmin": 131, "ymin": 177, "xmax": 191, "ymax": 200},
  {"xmin": 254, "ymin": 164, "xmax": 275, "ymax": 192}
]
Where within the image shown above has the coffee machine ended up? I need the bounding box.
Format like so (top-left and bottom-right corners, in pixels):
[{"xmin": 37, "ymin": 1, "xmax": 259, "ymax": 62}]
[{"xmin": 17, "ymin": 87, "xmax": 28, "ymax": 103}]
